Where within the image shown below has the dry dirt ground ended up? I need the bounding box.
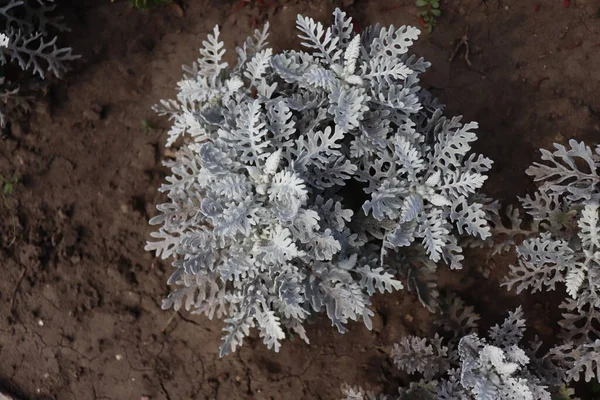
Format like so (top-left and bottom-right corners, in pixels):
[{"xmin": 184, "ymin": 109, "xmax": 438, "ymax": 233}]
[{"xmin": 1, "ymin": 0, "xmax": 600, "ymax": 399}]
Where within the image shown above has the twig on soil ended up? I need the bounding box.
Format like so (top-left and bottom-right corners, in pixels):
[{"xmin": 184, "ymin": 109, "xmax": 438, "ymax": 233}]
[
  {"xmin": 10, "ymin": 269, "xmax": 26, "ymax": 312},
  {"xmin": 161, "ymin": 311, "xmax": 177, "ymax": 333},
  {"xmin": 449, "ymin": 27, "xmax": 472, "ymax": 67},
  {"xmin": 567, "ymin": 40, "xmax": 583, "ymax": 50}
]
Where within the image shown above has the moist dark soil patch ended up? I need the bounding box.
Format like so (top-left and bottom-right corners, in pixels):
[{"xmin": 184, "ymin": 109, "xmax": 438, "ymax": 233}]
[{"xmin": 1, "ymin": 0, "xmax": 600, "ymax": 399}]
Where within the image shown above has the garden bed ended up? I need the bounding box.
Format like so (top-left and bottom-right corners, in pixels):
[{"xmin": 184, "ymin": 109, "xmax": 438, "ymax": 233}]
[{"xmin": 1, "ymin": 0, "xmax": 599, "ymax": 398}]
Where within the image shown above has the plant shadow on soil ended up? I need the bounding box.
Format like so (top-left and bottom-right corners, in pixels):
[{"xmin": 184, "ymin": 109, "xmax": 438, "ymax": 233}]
[{"xmin": 1, "ymin": 0, "xmax": 600, "ymax": 399}]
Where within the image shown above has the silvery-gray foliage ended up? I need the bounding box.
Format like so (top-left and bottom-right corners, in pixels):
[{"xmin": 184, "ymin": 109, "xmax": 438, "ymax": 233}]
[
  {"xmin": 435, "ymin": 294, "xmax": 480, "ymax": 339},
  {"xmin": 340, "ymin": 384, "xmax": 386, "ymax": 400},
  {"xmin": 148, "ymin": 9, "xmax": 491, "ymax": 355},
  {"xmin": 343, "ymin": 307, "xmax": 568, "ymax": 400},
  {"xmin": 502, "ymin": 140, "xmax": 600, "ymax": 382},
  {"xmin": 465, "ymin": 196, "xmax": 539, "ymax": 262},
  {"xmin": 384, "ymin": 249, "xmax": 441, "ymax": 312},
  {"xmin": 0, "ymin": 0, "xmax": 78, "ymax": 127},
  {"xmin": 0, "ymin": 0, "xmax": 77, "ymax": 79}
]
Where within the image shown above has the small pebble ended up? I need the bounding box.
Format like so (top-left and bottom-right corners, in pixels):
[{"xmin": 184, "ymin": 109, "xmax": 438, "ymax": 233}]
[
  {"xmin": 38, "ymin": 319, "xmax": 44, "ymax": 327},
  {"xmin": 115, "ymin": 354, "xmax": 123, "ymax": 361}
]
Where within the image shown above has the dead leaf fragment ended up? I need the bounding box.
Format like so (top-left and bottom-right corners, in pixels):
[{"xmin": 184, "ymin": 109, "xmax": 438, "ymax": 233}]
[{"xmin": 169, "ymin": 3, "xmax": 184, "ymax": 17}]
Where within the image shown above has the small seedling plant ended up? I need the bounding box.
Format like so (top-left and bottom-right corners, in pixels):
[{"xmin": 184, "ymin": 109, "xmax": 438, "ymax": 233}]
[
  {"xmin": 125, "ymin": 0, "xmax": 172, "ymax": 9},
  {"xmin": 416, "ymin": 0, "xmax": 441, "ymax": 33},
  {"xmin": 1, "ymin": 173, "xmax": 18, "ymax": 246}
]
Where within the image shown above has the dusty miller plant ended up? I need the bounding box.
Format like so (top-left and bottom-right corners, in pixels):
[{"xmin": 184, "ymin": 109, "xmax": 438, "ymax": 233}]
[
  {"xmin": 341, "ymin": 304, "xmax": 575, "ymax": 400},
  {"xmin": 0, "ymin": 0, "xmax": 78, "ymax": 127},
  {"xmin": 501, "ymin": 140, "xmax": 600, "ymax": 383},
  {"xmin": 147, "ymin": 8, "xmax": 492, "ymax": 356}
]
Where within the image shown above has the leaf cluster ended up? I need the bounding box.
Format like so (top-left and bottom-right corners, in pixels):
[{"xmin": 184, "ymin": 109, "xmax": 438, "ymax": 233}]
[
  {"xmin": 148, "ymin": 9, "xmax": 491, "ymax": 355},
  {"xmin": 0, "ymin": 0, "xmax": 78, "ymax": 128},
  {"xmin": 0, "ymin": 0, "xmax": 78, "ymax": 79},
  {"xmin": 126, "ymin": 0, "xmax": 172, "ymax": 9},
  {"xmin": 502, "ymin": 140, "xmax": 600, "ymax": 383},
  {"xmin": 415, "ymin": 0, "xmax": 441, "ymax": 33},
  {"xmin": 344, "ymin": 306, "xmax": 574, "ymax": 400}
]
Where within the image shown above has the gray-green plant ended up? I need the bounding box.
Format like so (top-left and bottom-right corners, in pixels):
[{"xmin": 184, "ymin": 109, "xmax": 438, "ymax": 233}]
[
  {"xmin": 501, "ymin": 140, "xmax": 600, "ymax": 383},
  {"xmin": 0, "ymin": 0, "xmax": 77, "ymax": 79},
  {"xmin": 147, "ymin": 8, "xmax": 491, "ymax": 356},
  {"xmin": 0, "ymin": 0, "xmax": 79, "ymax": 127},
  {"xmin": 342, "ymin": 305, "xmax": 576, "ymax": 400}
]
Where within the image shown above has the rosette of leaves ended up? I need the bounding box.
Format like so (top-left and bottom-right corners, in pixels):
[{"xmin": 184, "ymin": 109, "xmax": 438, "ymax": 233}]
[
  {"xmin": 148, "ymin": 17, "xmax": 401, "ymax": 357},
  {"xmin": 502, "ymin": 140, "xmax": 600, "ymax": 383},
  {"xmin": 284, "ymin": 9, "xmax": 492, "ymax": 308},
  {"xmin": 275, "ymin": 11, "xmax": 492, "ymax": 274},
  {"xmin": 148, "ymin": 8, "xmax": 492, "ymax": 355},
  {"xmin": 342, "ymin": 306, "xmax": 572, "ymax": 400}
]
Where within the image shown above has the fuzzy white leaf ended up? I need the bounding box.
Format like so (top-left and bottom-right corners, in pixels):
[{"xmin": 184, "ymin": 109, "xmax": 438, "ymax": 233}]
[
  {"xmin": 356, "ymin": 265, "xmax": 403, "ymax": 295},
  {"xmin": 264, "ymin": 149, "xmax": 283, "ymax": 175}
]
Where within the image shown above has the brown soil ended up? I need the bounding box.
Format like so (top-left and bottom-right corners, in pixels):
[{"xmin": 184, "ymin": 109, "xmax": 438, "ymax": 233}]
[{"xmin": 1, "ymin": 0, "xmax": 599, "ymax": 399}]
